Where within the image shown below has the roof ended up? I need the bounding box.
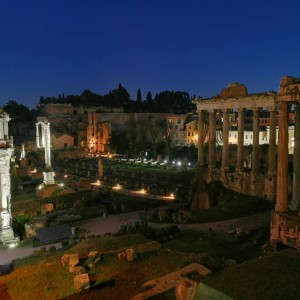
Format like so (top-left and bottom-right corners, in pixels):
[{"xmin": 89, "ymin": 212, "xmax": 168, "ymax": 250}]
[{"xmin": 36, "ymin": 223, "xmax": 72, "ymax": 244}]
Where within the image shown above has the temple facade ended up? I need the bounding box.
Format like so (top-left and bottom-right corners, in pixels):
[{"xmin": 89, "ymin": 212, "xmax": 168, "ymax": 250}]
[
  {"xmin": 194, "ymin": 76, "xmax": 300, "ymax": 249},
  {"xmin": 194, "ymin": 82, "xmax": 277, "ymax": 200}
]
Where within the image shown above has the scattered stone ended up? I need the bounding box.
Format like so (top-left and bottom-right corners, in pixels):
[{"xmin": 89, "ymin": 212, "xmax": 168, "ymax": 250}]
[
  {"xmin": 88, "ymin": 251, "xmax": 99, "ymax": 257},
  {"xmin": 73, "ymin": 273, "xmax": 90, "ymax": 290},
  {"xmin": 61, "ymin": 253, "xmax": 79, "ymax": 267},
  {"xmin": 117, "ymin": 251, "xmax": 126, "ymax": 260},
  {"xmin": 73, "ymin": 266, "xmax": 86, "ymax": 275},
  {"xmin": 126, "ymin": 248, "xmax": 137, "ymax": 262},
  {"xmin": 175, "ymin": 278, "xmax": 197, "ymax": 300},
  {"xmin": 68, "ymin": 254, "xmax": 79, "ymax": 267}
]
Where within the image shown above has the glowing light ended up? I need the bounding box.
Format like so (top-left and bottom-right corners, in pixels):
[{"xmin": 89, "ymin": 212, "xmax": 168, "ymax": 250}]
[
  {"xmin": 30, "ymin": 169, "xmax": 37, "ymax": 174},
  {"xmin": 188, "ymin": 162, "xmax": 191, "ymax": 166},
  {"xmin": 177, "ymin": 161, "xmax": 182, "ymax": 166},
  {"xmin": 169, "ymin": 193, "xmax": 175, "ymax": 199},
  {"xmin": 8, "ymin": 243, "xmax": 17, "ymax": 248},
  {"xmin": 64, "ymin": 174, "xmax": 68, "ymax": 178},
  {"xmin": 113, "ymin": 184, "xmax": 122, "ymax": 190},
  {"xmin": 140, "ymin": 188, "xmax": 146, "ymax": 194},
  {"xmin": 59, "ymin": 183, "xmax": 64, "ymax": 187}
]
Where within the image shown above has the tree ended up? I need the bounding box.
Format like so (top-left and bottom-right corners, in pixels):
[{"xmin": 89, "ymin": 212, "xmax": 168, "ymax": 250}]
[
  {"xmin": 146, "ymin": 91, "xmax": 153, "ymax": 102},
  {"xmin": 137, "ymin": 88, "xmax": 142, "ymax": 103},
  {"xmin": 3, "ymin": 100, "xmax": 35, "ymax": 122},
  {"xmin": 148, "ymin": 118, "xmax": 165, "ymax": 158}
]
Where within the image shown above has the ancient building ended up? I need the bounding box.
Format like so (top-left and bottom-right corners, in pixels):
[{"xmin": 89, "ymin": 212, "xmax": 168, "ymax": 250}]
[
  {"xmin": 87, "ymin": 113, "xmax": 111, "ymax": 153},
  {"xmin": 0, "ymin": 110, "xmax": 19, "ymax": 245},
  {"xmin": 51, "ymin": 133, "xmax": 74, "ymax": 149},
  {"xmin": 194, "ymin": 82, "xmax": 277, "ymax": 200},
  {"xmin": 270, "ymin": 76, "xmax": 300, "ymax": 249}
]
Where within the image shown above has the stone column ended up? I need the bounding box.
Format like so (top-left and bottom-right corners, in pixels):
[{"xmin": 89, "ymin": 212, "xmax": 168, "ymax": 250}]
[
  {"xmin": 222, "ymin": 109, "xmax": 229, "ymax": 170},
  {"xmin": 44, "ymin": 123, "xmax": 51, "ymax": 168},
  {"xmin": 197, "ymin": 110, "xmax": 205, "ymax": 165},
  {"xmin": 36, "ymin": 124, "xmax": 40, "ymax": 148},
  {"xmin": 252, "ymin": 109, "xmax": 259, "ymax": 173},
  {"xmin": 268, "ymin": 110, "xmax": 277, "ymax": 176},
  {"xmin": 0, "ymin": 119, "xmax": 4, "ymax": 139},
  {"xmin": 276, "ymin": 101, "xmax": 289, "ymax": 212},
  {"xmin": 291, "ymin": 104, "xmax": 300, "ymax": 210},
  {"xmin": 41, "ymin": 125, "xmax": 45, "ymax": 147},
  {"xmin": 237, "ymin": 109, "xmax": 244, "ymax": 170},
  {"xmin": 208, "ymin": 110, "xmax": 216, "ymax": 166}
]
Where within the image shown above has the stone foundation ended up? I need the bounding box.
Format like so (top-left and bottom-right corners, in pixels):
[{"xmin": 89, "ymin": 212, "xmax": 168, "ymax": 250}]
[
  {"xmin": 270, "ymin": 210, "xmax": 300, "ymax": 249},
  {"xmin": 207, "ymin": 167, "xmax": 276, "ymax": 200}
]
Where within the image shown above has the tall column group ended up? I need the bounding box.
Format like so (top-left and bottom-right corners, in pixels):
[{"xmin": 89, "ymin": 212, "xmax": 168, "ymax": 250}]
[{"xmin": 197, "ymin": 107, "xmax": 276, "ymax": 175}]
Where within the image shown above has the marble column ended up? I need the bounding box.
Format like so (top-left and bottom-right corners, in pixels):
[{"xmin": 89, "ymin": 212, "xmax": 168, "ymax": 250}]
[
  {"xmin": 275, "ymin": 101, "xmax": 289, "ymax": 212},
  {"xmin": 237, "ymin": 109, "xmax": 244, "ymax": 170},
  {"xmin": 208, "ymin": 110, "xmax": 216, "ymax": 166},
  {"xmin": 0, "ymin": 119, "xmax": 3, "ymax": 139},
  {"xmin": 197, "ymin": 110, "xmax": 205, "ymax": 165},
  {"xmin": 252, "ymin": 109, "xmax": 259, "ymax": 173},
  {"xmin": 222, "ymin": 109, "xmax": 229, "ymax": 170},
  {"xmin": 268, "ymin": 110, "xmax": 277, "ymax": 176},
  {"xmin": 291, "ymin": 104, "xmax": 300, "ymax": 211},
  {"xmin": 44, "ymin": 123, "xmax": 51, "ymax": 168},
  {"xmin": 36, "ymin": 124, "xmax": 40, "ymax": 148}
]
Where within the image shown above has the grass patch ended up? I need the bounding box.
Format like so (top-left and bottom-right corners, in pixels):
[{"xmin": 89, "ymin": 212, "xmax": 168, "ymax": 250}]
[
  {"xmin": 2, "ymin": 234, "xmax": 196, "ymax": 300},
  {"xmin": 164, "ymin": 231, "xmax": 266, "ymax": 264},
  {"xmin": 203, "ymin": 249, "xmax": 300, "ymax": 300}
]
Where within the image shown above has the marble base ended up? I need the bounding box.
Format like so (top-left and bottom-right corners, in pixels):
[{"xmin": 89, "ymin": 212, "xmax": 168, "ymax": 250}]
[{"xmin": 43, "ymin": 171, "xmax": 55, "ymax": 185}]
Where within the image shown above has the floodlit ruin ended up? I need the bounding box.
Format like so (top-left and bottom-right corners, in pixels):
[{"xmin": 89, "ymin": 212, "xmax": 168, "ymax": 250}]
[{"xmin": 194, "ymin": 76, "xmax": 300, "ymax": 249}]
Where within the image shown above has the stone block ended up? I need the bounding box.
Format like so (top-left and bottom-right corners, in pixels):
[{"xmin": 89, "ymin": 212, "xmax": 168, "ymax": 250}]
[{"xmin": 73, "ymin": 273, "xmax": 90, "ymax": 290}]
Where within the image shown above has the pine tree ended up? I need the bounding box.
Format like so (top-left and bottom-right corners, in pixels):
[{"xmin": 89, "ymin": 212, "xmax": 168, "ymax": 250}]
[
  {"xmin": 146, "ymin": 91, "xmax": 153, "ymax": 102},
  {"xmin": 137, "ymin": 88, "xmax": 142, "ymax": 102}
]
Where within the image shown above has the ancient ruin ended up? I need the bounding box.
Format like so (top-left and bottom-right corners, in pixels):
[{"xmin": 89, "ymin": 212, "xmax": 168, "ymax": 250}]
[
  {"xmin": 270, "ymin": 76, "xmax": 300, "ymax": 249},
  {"xmin": 36, "ymin": 117, "xmax": 55, "ymax": 185},
  {"xmin": 0, "ymin": 110, "xmax": 19, "ymax": 246},
  {"xmin": 193, "ymin": 83, "xmax": 277, "ymax": 204},
  {"xmin": 193, "ymin": 76, "xmax": 300, "ymax": 249}
]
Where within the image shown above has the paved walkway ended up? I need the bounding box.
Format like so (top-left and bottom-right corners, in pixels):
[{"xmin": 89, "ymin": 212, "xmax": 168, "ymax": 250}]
[
  {"xmin": 148, "ymin": 210, "xmax": 271, "ymax": 237},
  {"xmin": 0, "ymin": 211, "xmax": 141, "ymax": 265}
]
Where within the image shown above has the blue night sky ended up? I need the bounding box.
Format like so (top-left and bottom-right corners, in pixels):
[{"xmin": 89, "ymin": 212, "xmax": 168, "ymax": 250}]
[{"xmin": 0, "ymin": 0, "xmax": 299, "ymax": 107}]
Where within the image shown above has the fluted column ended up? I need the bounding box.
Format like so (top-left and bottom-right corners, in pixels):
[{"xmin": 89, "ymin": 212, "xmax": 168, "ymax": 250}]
[
  {"xmin": 36, "ymin": 124, "xmax": 40, "ymax": 148},
  {"xmin": 208, "ymin": 110, "xmax": 216, "ymax": 166},
  {"xmin": 268, "ymin": 110, "xmax": 277, "ymax": 176},
  {"xmin": 276, "ymin": 101, "xmax": 289, "ymax": 212},
  {"xmin": 252, "ymin": 109, "xmax": 259, "ymax": 173},
  {"xmin": 237, "ymin": 109, "xmax": 244, "ymax": 170},
  {"xmin": 291, "ymin": 104, "xmax": 300, "ymax": 210},
  {"xmin": 222, "ymin": 109, "xmax": 229, "ymax": 170},
  {"xmin": 197, "ymin": 110, "xmax": 205, "ymax": 165},
  {"xmin": 44, "ymin": 123, "xmax": 51, "ymax": 168}
]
